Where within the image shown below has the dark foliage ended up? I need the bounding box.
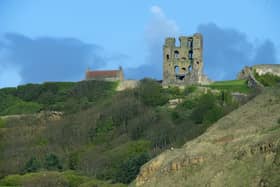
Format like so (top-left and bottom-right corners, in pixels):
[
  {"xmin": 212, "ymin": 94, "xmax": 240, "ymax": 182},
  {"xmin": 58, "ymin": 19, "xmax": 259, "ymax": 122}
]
[
  {"xmin": 23, "ymin": 157, "xmax": 41, "ymax": 173},
  {"xmin": 115, "ymin": 153, "xmax": 150, "ymax": 184},
  {"xmin": 44, "ymin": 153, "xmax": 63, "ymax": 171}
]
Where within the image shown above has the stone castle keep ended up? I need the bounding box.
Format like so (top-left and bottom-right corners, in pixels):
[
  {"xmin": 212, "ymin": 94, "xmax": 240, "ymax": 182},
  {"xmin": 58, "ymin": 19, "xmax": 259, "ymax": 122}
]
[{"xmin": 162, "ymin": 33, "xmax": 209, "ymax": 86}]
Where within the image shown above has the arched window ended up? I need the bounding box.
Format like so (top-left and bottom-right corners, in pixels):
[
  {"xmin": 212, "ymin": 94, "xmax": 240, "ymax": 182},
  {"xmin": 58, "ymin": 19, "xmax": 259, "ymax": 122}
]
[
  {"xmin": 188, "ymin": 40, "xmax": 193, "ymax": 48},
  {"xmin": 188, "ymin": 65, "xmax": 192, "ymax": 72},
  {"xmin": 174, "ymin": 66, "xmax": 179, "ymax": 74},
  {"xmin": 166, "ymin": 54, "xmax": 170, "ymax": 60},
  {"xmin": 188, "ymin": 50, "xmax": 193, "ymax": 59},
  {"xmin": 174, "ymin": 50, "xmax": 179, "ymax": 59}
]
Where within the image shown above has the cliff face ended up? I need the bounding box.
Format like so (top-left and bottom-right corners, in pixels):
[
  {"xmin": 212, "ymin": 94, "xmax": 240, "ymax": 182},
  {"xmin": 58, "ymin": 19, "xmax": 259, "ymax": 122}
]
[{"xmin": 133, "ymin": 88, "xmax": 280, "ymax": 187}]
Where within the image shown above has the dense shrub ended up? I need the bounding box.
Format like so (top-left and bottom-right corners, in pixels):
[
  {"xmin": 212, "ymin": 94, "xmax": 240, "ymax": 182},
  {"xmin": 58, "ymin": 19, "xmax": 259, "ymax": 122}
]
[
  {"xmin": 115, "ymin": 153, "xmax": 150, "ymax": 184},
  {"xmin": 44, "ymin": 153, "xmax": 63, "ymax": 171},
  {"xmin": 68, "ymin": 152, "xmax": 79, "ymax": 170},
  {"xmin": 180, "ymin": 99, "xmax": 196, "ymax": 110},
  {"xmin": 137, "ymin": 79, "xmax": 168, "ymax": 106},
  {"xmin": 190, "ymin": 93, "xmax": 224, "ymax": 124},
  {"xmin": 23, "ymin": 157, "xmax": 41, "ymax": 173}
]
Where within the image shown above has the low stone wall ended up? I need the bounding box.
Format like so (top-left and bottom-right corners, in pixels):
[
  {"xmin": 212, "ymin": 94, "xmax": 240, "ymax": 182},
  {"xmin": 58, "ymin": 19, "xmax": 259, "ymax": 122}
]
[
  {"xmin": 238, "ymin": 64, "xmax": 280, "ymax": 79},
  {"xmin": 237, "ymin": 64, "xmax": 280, "ymax": 88},
  {"xmin": 253, "ymin": 64, "xmax": 280, "ymax": 77},
  {"xmin": 116, "ymin": 80, "xmax": 139, "ymax": 91}
]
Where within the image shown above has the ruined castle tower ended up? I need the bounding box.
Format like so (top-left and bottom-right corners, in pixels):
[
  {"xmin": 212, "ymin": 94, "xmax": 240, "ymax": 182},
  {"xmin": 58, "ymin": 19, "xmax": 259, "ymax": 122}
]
[{"xmin": 163, "ymin": 33, "xmax": 208, "ymax": 86}]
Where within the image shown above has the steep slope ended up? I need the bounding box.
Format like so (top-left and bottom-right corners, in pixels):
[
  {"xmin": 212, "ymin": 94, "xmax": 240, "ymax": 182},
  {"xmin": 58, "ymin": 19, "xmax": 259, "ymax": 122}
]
[{"xmin": 133, "ymin": 88, "xmax": 280, "ymax": 187}]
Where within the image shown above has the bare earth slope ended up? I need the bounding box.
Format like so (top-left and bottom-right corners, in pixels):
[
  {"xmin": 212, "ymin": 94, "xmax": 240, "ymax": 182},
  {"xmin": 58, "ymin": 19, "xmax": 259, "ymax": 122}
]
[{"xmin": 133, "ymin": 88, "xmax": 280, "ymax": 187}]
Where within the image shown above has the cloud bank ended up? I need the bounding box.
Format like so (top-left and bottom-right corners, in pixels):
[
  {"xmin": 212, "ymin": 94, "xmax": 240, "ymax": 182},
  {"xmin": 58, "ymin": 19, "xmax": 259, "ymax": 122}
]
[
  {"xmin": 126, "ymin": 6, "xmax": 278, "ymax": 81},
  {"xmin": 0, "ymin": 33, "xmax": 127, "ymax": 87},
  {"xmin": 198, "ymin": 23, "xmax": 278, "ymax": 80}
]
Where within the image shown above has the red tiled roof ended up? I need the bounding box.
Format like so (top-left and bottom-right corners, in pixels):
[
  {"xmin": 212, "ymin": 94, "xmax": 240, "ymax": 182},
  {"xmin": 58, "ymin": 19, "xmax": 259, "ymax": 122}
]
[{"xmin": 86, "ymin": 70, "xmax": 119, "ymax": 78}]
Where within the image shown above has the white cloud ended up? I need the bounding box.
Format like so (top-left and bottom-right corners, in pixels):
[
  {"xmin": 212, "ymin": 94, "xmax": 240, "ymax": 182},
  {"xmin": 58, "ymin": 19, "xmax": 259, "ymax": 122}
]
[
  {"xmin": 126, "ymin": 6, "xmax": 179, "ymax": 79},
  {"xmin": 146, "ymin": 5, "xmax": 179, "ymax": 43},
  {"xmin": 150, "ymin": 5, "xmax": 164, "ymax": 18},
  {"xmin": 0, "ymin": 64, "xmax": 21, "ymax": 88}
]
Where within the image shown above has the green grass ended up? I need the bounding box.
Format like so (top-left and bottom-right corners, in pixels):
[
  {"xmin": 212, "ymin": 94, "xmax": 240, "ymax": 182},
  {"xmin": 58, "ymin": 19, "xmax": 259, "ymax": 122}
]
[
  {"xmin": 0, "ymin": 171, "xmax": 127, "ymax": 187},
  {"xmin": 1, "ymin": 101, "xmax": 42, "ymax": 116},
  {"xmin": 0, "ymin": 118, "xmax": 5, "ymax": 128},
  {"xmin": 204, "ymin": 79, "xmax": 250, "ymax": 93}
]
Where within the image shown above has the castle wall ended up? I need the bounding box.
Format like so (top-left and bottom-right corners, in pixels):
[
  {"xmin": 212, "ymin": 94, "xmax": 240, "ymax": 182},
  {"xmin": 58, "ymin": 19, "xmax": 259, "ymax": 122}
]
[{"xmin": 253, "ymin": 64, "xmax": 280, "ymax": 77}]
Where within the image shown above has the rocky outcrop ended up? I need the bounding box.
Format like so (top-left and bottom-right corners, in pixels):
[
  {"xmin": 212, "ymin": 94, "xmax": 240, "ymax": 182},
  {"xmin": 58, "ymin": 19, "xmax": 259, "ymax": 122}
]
[
  {"xmin": 1, "ymin": 111, "xmax": 63, "ymax": 122},
  {"xmin": 132, "ymin": 88, "xmax": 280, "ymax": 187},
  {"xmin": 238, "ymin": 66, "xmax": 263, "ymax": 88},
  {"xmin": 238, "ymin": 64, "xmax": 280, "ymax": 88}
]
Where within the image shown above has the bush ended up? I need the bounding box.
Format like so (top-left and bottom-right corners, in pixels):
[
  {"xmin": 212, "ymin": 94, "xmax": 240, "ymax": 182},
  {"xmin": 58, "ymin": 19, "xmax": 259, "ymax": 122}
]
[
  {"xmin": 115, "ymin": 153, "xmax": 150, "ymax": 184},
  {"xmin": 68, "ymin": 152, "xmax": 79, "ymax": 170},
  {"xmin": 180, "ymin": 99, "xmax": 196, "ymax": 110},
  {"xmin": 202, "ymin": 105, "xmax": 224, "ymax": 125},
  {"xmin": 278, "ymin": 118, "xmax": 280, "ymax": 125},
  {"xmin": 44, "ymin": 153, "xmax": 63, "ymax": 171},
  {"xmin": 137, "ymin": 79, "xmax": 168, "ymax": 106},
  {"xmin": 23, "ymin": 157, "xmax": 41, "ymax": 173},
  {"xmin": 190, "ymin": 93, "xmax": 224, "ymax": 124}
]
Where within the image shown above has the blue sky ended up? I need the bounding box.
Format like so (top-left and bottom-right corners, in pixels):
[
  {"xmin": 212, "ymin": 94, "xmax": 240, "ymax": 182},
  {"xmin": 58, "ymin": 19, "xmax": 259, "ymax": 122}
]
[{"xmin": 0, "ymin": 0, "xmax": 279, "ymax": 87}]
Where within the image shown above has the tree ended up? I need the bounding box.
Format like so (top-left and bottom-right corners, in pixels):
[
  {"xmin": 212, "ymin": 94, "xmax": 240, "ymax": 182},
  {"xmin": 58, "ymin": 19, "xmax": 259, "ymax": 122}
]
[
  {"xmin": 23, "ymin": 157, "xmax": 41, "ymax": 173},
  {"xmin": 137, "ymin": 79, "xmax": 168, "ymax": 106},
  {"xmin": 115, "ymin": 153, "xmax": 150, "ymax": 184}
]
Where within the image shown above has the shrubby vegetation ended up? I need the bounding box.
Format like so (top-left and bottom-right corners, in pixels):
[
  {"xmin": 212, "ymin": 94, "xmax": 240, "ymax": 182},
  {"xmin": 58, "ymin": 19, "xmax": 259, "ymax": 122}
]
[
  {"xmin": 0, "ymin": 80, "xmax": 118, "ymax": 115},
  {"xmin": 0, "ymin": 79, "xmax": 252, "ymax": 185},
  {"xmin": 0, "ymin": 171, "xmax": 126, "ymax": 187},
  {"xmin": 254, "ymin": 71, "xmax": 280, "ymax": 87}
]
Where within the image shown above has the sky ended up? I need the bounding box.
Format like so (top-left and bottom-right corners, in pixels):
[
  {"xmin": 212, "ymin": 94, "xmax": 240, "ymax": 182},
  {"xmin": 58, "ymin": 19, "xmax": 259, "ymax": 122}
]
[{"xmin": 0, "ymin": 0, "xmax": 279, "ymax": 87}]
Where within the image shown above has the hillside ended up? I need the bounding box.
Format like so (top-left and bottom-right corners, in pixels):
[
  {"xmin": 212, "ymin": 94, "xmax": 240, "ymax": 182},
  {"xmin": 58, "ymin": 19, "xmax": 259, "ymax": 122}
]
[
  {"xmin": 133, "ymin": 87, "xmax": 280, "ymax": 187},
  {"xmin": 0, "ymin": 79, "xmax": 252, "ymax": 186}
]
